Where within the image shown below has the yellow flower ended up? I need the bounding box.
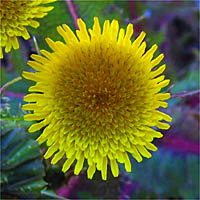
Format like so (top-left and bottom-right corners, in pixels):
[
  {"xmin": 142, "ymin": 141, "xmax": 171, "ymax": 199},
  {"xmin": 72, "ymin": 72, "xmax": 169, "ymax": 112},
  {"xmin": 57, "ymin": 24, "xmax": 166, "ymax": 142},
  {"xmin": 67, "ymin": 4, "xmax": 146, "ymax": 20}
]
[
  {"xmin": 22, "ymin": 17, "xmax": 172, "ymax": 180},
  {"xmin": 0, "ymin": 0, "xmax": 56, "ymax": 59}
]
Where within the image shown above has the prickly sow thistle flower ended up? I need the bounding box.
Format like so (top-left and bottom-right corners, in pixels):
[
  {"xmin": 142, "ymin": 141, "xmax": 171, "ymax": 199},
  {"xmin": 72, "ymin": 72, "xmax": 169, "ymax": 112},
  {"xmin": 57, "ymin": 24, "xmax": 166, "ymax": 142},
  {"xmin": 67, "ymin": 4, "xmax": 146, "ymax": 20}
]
[
  {"xmin": 23, "ymin": 17, "xmax": 172, "ymax": 180},
  {"xmin": 0, "ymin": 0, "xmax": 56, "ymax": 59}
]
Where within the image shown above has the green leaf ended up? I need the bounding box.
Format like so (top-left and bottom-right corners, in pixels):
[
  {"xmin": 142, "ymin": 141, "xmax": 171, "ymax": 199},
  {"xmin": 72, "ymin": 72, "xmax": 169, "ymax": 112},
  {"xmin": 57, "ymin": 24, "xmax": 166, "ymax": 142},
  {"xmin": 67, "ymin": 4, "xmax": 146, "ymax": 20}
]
[
  {"xmin": 1, "ymin": 121, "xmax": 47, "ymax": 198},
  {"xmin": 1, "ymin": 128, "xmax": 20, "ymax": 151},
  {"xmin": 6, "ymin": 178, "xmax": 47, "ymax": 197},
  {"xmin": 3, "ymin": 139, "xmax": 41, "ymax": 169},
  {"xmin": 3, "ymin": 159, "xmax": 44, "ymax": 184}
]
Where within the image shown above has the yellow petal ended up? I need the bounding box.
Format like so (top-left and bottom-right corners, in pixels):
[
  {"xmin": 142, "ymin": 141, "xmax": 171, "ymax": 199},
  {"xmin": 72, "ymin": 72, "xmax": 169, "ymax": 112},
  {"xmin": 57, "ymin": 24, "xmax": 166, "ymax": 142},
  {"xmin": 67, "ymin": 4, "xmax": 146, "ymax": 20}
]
[
  {"xmin": 24, "ymin": 113, "xmax": 44, "ymax": 121},
  {"xmin": 143, "ymin": 127, "xmax": 163, "ymax": 138},
  {"xmin": 87, "ymin": 163, "xmax": 96, "ymax": 179},
  {"xmin": 110, "ymin": 19, "xmax": 119, "ymax": 41},
  {"xmin": 11, "ymin": 37, "xmax": 19, "ymax": 50},
  {"xmin": 150, "ymin": 64, "xmax": 166, "ymax": 78},
  {"xmin": 132, "ymin": 31, "xmax": 146, "ymax": 48},
  {"xmin": 131, "ymin": 146, "xmax": 143, "ymax": 162},
  {"xmin": 135, "ymin": 41, "xmax": 146, "ymax": 58},
  {"xmin": 158, "ymin": 101, "xmax": 168, "ymax": 108},
  {"xmin": 101, "ymin": 156, "xmax": 108, "ymax": 180},
  {"xmin": 22, "ymin": 28, "xmax": 30, "ymax": 40},
  {"xmin": 36, "ymin": 134, "xmax": 48, "ymax": 144},
  {"xmin": 28, "ymin": 121, "xmax": 46, "ymax": 133},
  {"xmin": 5, "ymin": 38, "xmax": 12, "ymax": 53},
  {"xmin": 117, "ymin": 28, "xmax": 125, "ymax": 44},
  {"xmin": 96, "ymin": 151, "xmax": 103, "ymax": 170},
  {"xmin": 62, "ymin": 24, "xmax": 78, "ymax": 43},
  {"xmin": 124, "ymin": 23, "xmax": 133, "ymax": 43},
  {"xmin": 74, "ymin": 153, "xmax": 85, "ymax": 175},
  {"xmin": 136, "ymin": 145, "xmax": 152, "ymax": 158},
  {"xmin": 143, "ymin": 44, "xmax": 158, "ymax": 60},
  {"xmin": 145, "ymin": 143, "xmax": 158, "ymax": 151},
  {"xmin": 51, "ymin": 150, "xmax": 65, "ymax": 164},
  {"xmin": 40, "ymin": 49, "xmax": 54, "ymax": 60},
  {"xmin": 157, "ymin": 122, "xmax": 170, "ymax": 130},
  {"xmin": 93, "ymin": 17, "xmax": 101, "ymax": 35},
  {"xmin": 77, "ymin": 18, "xmax": 90, "ymax": 41},
  {"xmin": 24, "ymin": 93, "xmax": 45, "ymax": 102},
  {"xmin": 45, "ymin": 37, "xmax": 58, "ymax": 51},
  {"xmin": 29, "ymin": 19, "xmax": 40, "ymax": 28},
  {"xmin": 151, "ymin": 53, "xmax": 164, "ymax": 68},
  {"xmin": 44, "ymin": 143, "xmax": 59, "ymax": 159},
  {"xmin": 154, "ymin": 110, "xmax": 172, "ymax": 122},
  {"xmin": 62, "ymin": 156, "xmax": 75, "ymax": 172},
  {"xmin": 110, "ymin": 159, "xmax": 119, "ymax": 177},
  {"xmin": 123, "ymin": 152, "xmax": 132, "ymax": 172},
  {"xmin": 27, "ymin": 60, "xmax": 46, "ymax": 71},
  {"xmin": 0, "ymin": 47, "xmax": 3, "ymax": 59},
  {"xmin": 102, "ymin": 20, "xmax": 110, "ymax": 36},
  {"xmin": 22, "ymin": 71, "xmax": 42, "ymax": 82},
  {"xmin": 156, "ymin": 79, "xmax": 170, "ymax": 89},
  {"xmin": 22, "ymin": 103, "xmax": 38, "ymax": 111},
  {"xmin": 155, "ymin": 93, "xmax": 171, "ymax": 101},
  {"xmin": 57, "ymin": 26, "xmax": 69, "ymax": 44},
  {"xmin": 28, "ymin": 85, "xmax": 45, "ymax": 92}
]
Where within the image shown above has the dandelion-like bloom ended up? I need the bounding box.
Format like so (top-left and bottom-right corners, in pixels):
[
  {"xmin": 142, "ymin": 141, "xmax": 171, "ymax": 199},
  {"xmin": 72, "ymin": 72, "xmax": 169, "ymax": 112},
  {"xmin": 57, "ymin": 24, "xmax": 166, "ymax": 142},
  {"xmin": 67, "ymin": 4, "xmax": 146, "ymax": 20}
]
[
  {"xmin": 23, "ymin": 17, "xmax": 172, "ymax": 180},
  {"xmin": 0, "ymin": 0, "xmax": 56, "ymax": 59}
]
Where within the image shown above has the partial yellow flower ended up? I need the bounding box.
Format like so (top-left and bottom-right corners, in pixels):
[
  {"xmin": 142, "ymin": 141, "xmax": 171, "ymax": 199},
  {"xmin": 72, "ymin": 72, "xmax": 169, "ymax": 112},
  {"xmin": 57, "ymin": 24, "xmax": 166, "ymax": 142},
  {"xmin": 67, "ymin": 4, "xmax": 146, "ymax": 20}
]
[
  {"xmin": 22, "ymin": 17, "xmax": 172, "ymax": 180},
  {"xmin": 0, "ymin": 0, "xmax": 56, "ymax": 59}
]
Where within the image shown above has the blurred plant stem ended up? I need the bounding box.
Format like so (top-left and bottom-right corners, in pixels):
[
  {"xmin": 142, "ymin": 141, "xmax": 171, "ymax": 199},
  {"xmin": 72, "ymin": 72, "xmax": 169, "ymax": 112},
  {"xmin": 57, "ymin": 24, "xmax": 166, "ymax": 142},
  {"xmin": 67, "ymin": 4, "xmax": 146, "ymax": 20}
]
[
  {"xmin": 171, "ymin": 89, "xmax": 200, "ymax": 98},
  {"xmin": 0, "ymin": 76, "xmax": 22, "ymax": 96},
  {"xmin": 41, "ymin": 189, "xmax": 70, "ymax": 200},
  {"xmin": 32, "ymin": 35, "xmax": 41, "ymax": 55},
  {"xmin": 65, "ymin": 0, "xmax": 79, "ymax": 29}
]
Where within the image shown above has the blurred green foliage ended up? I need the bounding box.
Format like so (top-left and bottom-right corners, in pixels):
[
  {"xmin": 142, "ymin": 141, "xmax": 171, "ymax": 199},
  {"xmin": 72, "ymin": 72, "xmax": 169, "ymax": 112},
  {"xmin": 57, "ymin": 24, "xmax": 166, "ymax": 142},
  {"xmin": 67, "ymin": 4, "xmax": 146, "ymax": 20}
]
[
  {"xmin": 74, "ymin": 0, "xmax": 122, "ymax": 28},
  {"xmin": 1, "ymin": 121, "xmax": 46, "ymax": 199},
  {"xmin": 124, "ymin": 149, "xmax": 199, "ymax": 199}
]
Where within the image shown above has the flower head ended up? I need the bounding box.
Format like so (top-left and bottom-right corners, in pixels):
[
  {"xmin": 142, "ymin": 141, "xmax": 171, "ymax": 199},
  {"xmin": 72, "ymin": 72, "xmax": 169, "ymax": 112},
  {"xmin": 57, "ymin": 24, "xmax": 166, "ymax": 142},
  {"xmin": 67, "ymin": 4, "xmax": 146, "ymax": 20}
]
[
  {"xmin": 0, "ymin": 0, "xmax": 56, "ymax": 59},
  {"xmin": 23, "ymin": 17, "xmax": 172, "ymax": 180}
]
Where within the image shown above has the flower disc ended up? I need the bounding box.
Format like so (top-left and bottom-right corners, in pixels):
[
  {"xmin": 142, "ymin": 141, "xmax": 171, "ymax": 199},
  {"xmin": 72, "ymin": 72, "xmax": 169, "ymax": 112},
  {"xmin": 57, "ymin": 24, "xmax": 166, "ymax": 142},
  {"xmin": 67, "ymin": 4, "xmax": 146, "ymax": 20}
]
[{"xmin": 23, "ymin": 17, "xmax": 172, "ymax": 180}]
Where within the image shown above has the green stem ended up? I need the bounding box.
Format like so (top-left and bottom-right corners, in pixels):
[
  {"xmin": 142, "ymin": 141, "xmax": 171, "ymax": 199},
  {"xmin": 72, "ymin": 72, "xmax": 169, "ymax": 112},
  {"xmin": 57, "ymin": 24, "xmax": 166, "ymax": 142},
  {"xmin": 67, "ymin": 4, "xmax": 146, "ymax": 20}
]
[{"xmin": 0, "ymin": 76, "xmax": 22, "ymax": 96}]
